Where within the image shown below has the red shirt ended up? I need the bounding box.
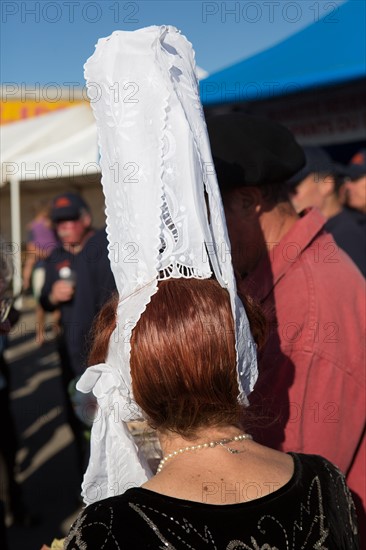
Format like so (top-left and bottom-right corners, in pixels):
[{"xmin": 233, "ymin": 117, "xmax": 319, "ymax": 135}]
[{"xmin": 242, "ymin": 208, "xmax": 366, "ymax": 512}]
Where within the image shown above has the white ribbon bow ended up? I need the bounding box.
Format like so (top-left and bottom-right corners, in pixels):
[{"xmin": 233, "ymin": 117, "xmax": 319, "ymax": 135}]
[{"xmin": 77, "ymin": 363, "xmax": 152, "ymax": 505}]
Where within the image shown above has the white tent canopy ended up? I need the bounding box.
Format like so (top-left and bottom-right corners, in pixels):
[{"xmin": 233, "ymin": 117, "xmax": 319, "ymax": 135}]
[
  {"xmin": 0, "ymin": 103, "xmax": 99, "ymax": 295},
  {"xmin": 1, "ymin": 103, "xmax": 98, "ymax": 183}
]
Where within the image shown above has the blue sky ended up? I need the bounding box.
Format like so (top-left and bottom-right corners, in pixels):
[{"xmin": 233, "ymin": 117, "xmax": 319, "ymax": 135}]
[{"xmin": 2, "ymin": 0, "xmax": 346, "ymax": 86}]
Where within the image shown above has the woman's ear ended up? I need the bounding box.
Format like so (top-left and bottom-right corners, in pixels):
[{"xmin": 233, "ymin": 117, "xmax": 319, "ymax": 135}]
[
  {"xmin": 222, "ymin": 186, "xmax": 262, "ymax": 219},
  {"xmin": 238, "ymin": 187, "xmax": 263, "ymax": 216}
]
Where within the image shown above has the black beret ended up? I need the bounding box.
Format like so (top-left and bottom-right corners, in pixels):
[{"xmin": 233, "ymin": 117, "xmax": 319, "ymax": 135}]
[{"xmin": 206, "ymin": 114, "xmax": 305, "ymax": 189}]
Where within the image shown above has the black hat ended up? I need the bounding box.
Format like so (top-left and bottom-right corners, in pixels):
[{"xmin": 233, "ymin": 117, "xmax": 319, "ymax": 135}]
[
  {"xmin": 51, "ymin": 192, "xmax": 90, "ymax": 222},
  {"xmin": 206, "ymin": 114, "xmax": 305, "ymax": 189}
]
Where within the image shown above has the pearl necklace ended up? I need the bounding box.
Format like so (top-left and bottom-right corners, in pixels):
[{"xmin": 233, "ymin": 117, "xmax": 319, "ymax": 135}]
[{"xmin": 157, "ymin": 433, "xmax": 253, "ymax": 473}]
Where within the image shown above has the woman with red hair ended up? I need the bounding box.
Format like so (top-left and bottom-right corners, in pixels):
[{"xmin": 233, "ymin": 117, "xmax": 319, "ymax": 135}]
[{"xmin": 64, "ymin": 278, "xmax": 359, "ymax": 549}]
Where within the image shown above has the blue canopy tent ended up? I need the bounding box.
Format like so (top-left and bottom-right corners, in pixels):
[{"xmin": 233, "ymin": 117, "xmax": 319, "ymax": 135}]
[
  {"xmin": 200, "ymin": 1, "xmax": 366, "ymax": 155},
  {"xmin": 200, "ymin": 0, "xmax": 365, "ymax": 106}
]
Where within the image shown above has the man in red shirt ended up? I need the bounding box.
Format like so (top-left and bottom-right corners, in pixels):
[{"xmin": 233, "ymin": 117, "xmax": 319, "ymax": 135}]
[{"xmin": 207, "ymin": 114, "xmax": 366, "ymax": 533}]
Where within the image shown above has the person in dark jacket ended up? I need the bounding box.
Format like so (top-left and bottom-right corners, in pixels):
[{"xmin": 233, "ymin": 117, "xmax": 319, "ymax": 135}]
[
  {"xmin": 40, "ymin": 192, "xmax": 116, "ymax": 474},
  {"xmin": 287, "ymin": 146, "xmax": 366, "ymax": 276},
  {"xmin": 343, "ymin": 149, "xmax": 366, "ymax": 228}
]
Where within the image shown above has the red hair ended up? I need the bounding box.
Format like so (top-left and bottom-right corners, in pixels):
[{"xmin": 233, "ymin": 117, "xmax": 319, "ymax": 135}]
[{"xmin": 89, "ymin": 278, "xmax": 265, "ymax": 437}]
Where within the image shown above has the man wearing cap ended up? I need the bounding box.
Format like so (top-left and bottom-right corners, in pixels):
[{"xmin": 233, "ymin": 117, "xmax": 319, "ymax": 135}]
[
  {"xmin": 40, "ymin": 192, "xmax": 116, "ymax": 474},
  {"xmin": 288, "ymin": 146, "xmax": 366, "ymax": 276},
  {"xmin": 344, "ymin": 149, "xmax": 366, "ymax": 224},
  {"xmin": 207, "ymin": 114, "xmax": 366, "ymax": 528}
]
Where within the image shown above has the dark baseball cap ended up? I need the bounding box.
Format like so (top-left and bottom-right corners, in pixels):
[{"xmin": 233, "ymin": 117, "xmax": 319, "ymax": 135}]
[
  {"xmin": 206, "ymin": 114, "xmax": 305, "ymax": 189},
  {"xmin": 346, "ymin": 149, "xmax": 366, "ymax": 180},
  {"xmin": 51, "ymin": 192, "xmax": 90, "ymax": 222},
  {"xmin": 286, "ymin": 146, "xmax": 351, "ymax": 188}
]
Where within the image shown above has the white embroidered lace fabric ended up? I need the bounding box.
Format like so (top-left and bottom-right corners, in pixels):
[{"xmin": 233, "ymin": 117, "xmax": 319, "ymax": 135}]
[{"xmin": 77, "ymin": 25, "xmax": 258, "ymax": 505}]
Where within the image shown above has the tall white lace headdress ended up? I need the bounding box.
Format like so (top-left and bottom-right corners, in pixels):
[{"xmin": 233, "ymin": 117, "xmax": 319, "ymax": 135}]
[{"xmin": 77, "ymin": 26, "xmax": 258, "ymax": 505}]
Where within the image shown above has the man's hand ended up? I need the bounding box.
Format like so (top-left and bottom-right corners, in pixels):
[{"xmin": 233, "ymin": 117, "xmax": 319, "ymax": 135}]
[{"xmin": 49, "ymin": 280, "xmax": 75, "ymax": 305}]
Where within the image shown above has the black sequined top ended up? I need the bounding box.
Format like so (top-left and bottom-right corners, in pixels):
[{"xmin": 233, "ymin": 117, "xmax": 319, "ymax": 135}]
[{"xmin": 64, "ymin": 454, "xmax": 359, "ymax": 549}]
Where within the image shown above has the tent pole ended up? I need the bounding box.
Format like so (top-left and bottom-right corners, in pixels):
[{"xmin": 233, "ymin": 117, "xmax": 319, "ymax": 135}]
[{"xmin": 9, "ymin": 176, "xmax": 23, "ymax": 303}]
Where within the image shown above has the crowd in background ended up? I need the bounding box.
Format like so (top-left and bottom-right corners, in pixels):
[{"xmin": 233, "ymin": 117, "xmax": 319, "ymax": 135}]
[{"xmin": 1, "ymin": 133, "xmax": 365, "ymax": 548}]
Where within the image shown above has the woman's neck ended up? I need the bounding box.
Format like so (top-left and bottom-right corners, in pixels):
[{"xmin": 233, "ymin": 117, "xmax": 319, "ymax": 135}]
[{"xmin": 142, "ymin": 425, "xmax": 294, "ymax": 505}]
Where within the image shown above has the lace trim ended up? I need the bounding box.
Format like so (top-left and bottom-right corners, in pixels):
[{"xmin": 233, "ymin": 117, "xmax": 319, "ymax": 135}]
[
  {"xmin": 158, "ymin": 263, "xmax": 209, "ymax": 280},
  {"xmin": 161, "ymin": 194, "xmax": 179, "ymax": 246}
]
